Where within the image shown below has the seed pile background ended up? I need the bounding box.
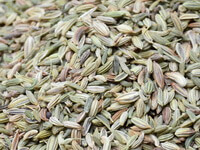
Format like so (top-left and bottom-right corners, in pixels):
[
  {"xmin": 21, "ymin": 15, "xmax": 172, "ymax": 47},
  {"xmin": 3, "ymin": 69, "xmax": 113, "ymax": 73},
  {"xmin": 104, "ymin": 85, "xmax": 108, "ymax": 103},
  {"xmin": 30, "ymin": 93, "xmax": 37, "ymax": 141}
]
[{"xmin": 0, "ymin": 0, "xmax": 200, "ymax": 150}]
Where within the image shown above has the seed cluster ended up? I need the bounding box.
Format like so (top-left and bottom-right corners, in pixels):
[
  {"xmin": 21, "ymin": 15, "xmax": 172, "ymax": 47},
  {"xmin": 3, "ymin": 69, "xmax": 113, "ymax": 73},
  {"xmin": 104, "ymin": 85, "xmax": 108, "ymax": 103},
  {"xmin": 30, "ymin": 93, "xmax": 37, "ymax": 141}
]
[{"xmin": 0, "ymin": 0, "xmax": 200, "ymax": 150}]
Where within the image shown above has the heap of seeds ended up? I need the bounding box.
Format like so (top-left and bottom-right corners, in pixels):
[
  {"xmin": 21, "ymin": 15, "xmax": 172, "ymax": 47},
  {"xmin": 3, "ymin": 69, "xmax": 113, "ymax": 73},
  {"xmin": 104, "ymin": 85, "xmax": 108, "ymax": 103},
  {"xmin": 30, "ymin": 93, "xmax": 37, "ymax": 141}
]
[{"xmin": 0, "ymin": 0, "xmax": 200, "ymax": 149}]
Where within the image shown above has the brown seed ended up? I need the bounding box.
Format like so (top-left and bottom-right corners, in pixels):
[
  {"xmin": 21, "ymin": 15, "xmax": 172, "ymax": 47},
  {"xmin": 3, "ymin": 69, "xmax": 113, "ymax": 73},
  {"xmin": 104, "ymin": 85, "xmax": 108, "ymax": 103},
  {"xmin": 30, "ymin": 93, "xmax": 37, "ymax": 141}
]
[
  {"xmin": 153, "ymin": 62, "xmax": 164, "ymax": 88},
  {"xmin": 162, "ymin": 107, "xmax": 171, "ymax": 124},
  {"xmin": 11, "ymin": 130, "xmax": 20, "ymax": 150},
  {"xmin": 112, "ymin": 108, "xmax": 128, "ymax": 122},
  {"xmin": 171, "ymin": 82, "xmax": 188, "ymax": 97},
  {"xmin": 73, "ymin": 26, "xmax": 89, "ymax": 45}
]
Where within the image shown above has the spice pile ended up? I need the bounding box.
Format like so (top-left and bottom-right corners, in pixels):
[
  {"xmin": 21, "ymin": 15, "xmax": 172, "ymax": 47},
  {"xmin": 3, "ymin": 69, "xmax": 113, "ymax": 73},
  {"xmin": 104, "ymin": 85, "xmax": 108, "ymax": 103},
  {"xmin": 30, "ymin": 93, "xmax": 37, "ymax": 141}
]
[{"xmin": 0, "ymin": 0, "xmax": 200, "ymax": 149}]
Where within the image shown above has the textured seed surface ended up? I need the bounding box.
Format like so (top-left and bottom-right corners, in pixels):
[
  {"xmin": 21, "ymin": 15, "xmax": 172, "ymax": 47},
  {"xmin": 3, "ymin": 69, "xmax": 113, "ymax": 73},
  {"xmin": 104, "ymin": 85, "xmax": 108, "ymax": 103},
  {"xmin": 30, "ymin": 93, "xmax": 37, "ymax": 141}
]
[{"xmin": 0, "ymin": 0, "xmax": 199, "ymax": 149}]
